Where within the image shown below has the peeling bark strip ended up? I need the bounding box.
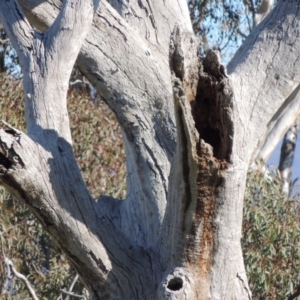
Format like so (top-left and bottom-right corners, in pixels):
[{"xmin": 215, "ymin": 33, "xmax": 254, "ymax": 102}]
[{"xmin": 169, "ymin": 25, "xmax": 234, "ymax": 296}]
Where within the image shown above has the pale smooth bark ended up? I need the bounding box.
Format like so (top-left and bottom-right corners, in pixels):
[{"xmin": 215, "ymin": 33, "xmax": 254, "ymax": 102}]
[
  {"xmin": 253, "ymin": 92, "xmax": 300, "ymax": 163},
  {"xmin": 0, "ymin": 0, "xmax": 300, "ymax": 299},
  {"xmin": 17, "ymin": 0, "xmax": 192, "ymax": 246},
  {"xmin": 251, "ymin": 0, "xmax": 300, "ymax": 174},
  {"xmin": 242, "ymin": 0, "xmax": 300, "ymax": 195},
  {"xmin": 246, "ymin": 0, "xmax": 300, "ymax": 198}
]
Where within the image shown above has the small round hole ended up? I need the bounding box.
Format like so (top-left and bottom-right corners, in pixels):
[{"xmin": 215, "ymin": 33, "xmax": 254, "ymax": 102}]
[{"xmin": 167, "ymin": 277, "xmax": 183, "ymax": 291}]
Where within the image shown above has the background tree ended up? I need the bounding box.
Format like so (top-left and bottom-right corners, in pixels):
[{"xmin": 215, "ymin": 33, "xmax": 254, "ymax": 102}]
[
  {"xmin": 188, "ymin": 0, "xmax": 275, "ymax": 62},
  {"xmin": 243, "ymin": 170, "xmax": 300, "ymax": 300},
  {"xmin": 1, "ymin": 0, "xmax": 300, "ymax": 299}
]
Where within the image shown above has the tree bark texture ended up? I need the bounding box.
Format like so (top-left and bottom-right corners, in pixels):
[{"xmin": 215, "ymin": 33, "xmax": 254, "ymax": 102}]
[{"xmin": 0, "ymin": 0, "xmax": 300, "ymax": 299}]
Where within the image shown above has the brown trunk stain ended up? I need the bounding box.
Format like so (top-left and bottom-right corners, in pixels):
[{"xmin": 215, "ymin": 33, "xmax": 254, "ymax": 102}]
[
  {"xmin": 183, "ymin": 50, "xmax": 233, "ymax": 289},
  {"xmin": 170, "ymin": 31, "xmax": 234, "ymax": 296}
]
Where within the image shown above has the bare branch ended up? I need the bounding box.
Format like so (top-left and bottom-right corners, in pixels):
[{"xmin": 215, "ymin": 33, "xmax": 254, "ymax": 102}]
[
  {"xmin": 15, "ymin": 1, "xmax": 180, "ymax": 245},
  {"xmin": 4, "ymin": 258, "xmax": 39, "ymax": 300},
  {"xmin": 65, "ymin": 274, "xmax": 80, "ymax": 300},
  {"xmin": 44, "ymin": 0, "xmax": 99, "ymax": 82},
  {"xmin": 61, "ymin": 288, "xmax": 86, "ymax": 299},
  {"xmin": 237, "ymin": 28, "xmax": 248, "ymax": 40},
  {"xmin": 249, "ymin": 0, "xmax": 256, "ymax": 21},
  {"xmin": 1, "ymin": 232, "xmax": 39, "ymax": 300},
  {"xmin": 228, "ymin": 3, "xmax": 300, "ymax": 157},
  {"xmin": 1, "ymin": 120, "xmax": 22, "ymax": 136}
]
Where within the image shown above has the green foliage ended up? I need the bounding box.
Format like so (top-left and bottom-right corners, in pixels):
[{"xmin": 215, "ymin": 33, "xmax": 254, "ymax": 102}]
[
  {"xmin": 0, "ymin": 189, "xmax": 82, "ymax": 299},
  {"xmin": 243, "ymin": 169, "xmax": 300, "ymax": 299},
  {"xmin": 68, "ymin": 88, "xmax": 126, "ymax": 200},
  {"xmin": 0, "ymin": 73, "xmax": 126, "ymax": 298}
]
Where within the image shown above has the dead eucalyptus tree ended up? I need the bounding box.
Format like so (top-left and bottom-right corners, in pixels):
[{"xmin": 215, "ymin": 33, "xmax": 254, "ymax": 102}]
[{"xmin": 0, "ymin": 0, "xmax": 300, "ymax": 299}]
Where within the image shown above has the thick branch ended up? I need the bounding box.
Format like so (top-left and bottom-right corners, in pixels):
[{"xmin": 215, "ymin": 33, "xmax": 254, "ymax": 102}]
[
  {"xmin": 0, "ymin": 128, "xmax": 154, "ymax": 299},
  {"xmin": 0, "ymin": 2, "xmax": 157, "ymax": 298},
  {"xmin": 19, "ymin": 0, "xmax": 192, "ymax": 56},
  {"xmin": 0, "ymin": 0, "xmax": 99, "ymax": 142},
  {"xmin": 0, "ymin": 0, "xmax": 33, "ymax": 63},
  {"xmin": 16, "ymin": 0, "xmax": 192, "ymax": 246},
  {"xmin": 44, "ymin": 0, "xmax": 98, "ymax": 84},
  {"xmin": 228, "ymin": 0, "xmax": 300, "ymax": 164}
]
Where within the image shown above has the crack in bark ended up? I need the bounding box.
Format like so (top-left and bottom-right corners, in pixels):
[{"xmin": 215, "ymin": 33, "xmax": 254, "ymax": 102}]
[
  {"xmin": 142, "ymin": 138, "xmax": 168, "ymax": 195},
  {"xmin": 98, "ymin": 13, "xmax": 128, "ymax": 43},
  {"xmin": 237, "ymin": 273, "xmax": 252, "ymax": 300},
  {"xmin": 169, "ymin": 26, "xmax": 235, "ymax": 298}
]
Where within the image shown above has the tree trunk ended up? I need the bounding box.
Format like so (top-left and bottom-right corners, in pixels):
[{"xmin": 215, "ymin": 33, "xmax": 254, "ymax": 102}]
[{"xmin": 1, "ymin": 0, "xmax": 300, "ymax": 299}]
